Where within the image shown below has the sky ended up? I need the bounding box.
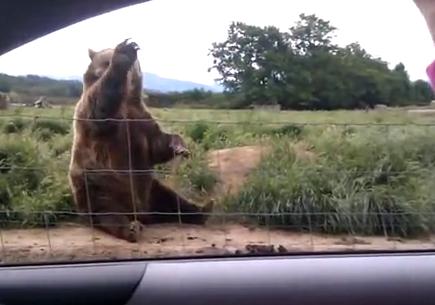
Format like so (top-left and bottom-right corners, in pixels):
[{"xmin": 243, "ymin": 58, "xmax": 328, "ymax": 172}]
[{"xmin": 0, "ymin": 0, "xmax": 433, "ymax": 86}]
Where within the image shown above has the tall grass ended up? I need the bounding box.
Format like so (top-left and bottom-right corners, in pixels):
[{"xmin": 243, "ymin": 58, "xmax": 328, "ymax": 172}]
[
  {"xmin": 224, "ymin": 126, "xmax": 435, "ymax": 237},
  {"xmin": 0, "ymin": 129, "xmax": 73, "ymax": 227}
]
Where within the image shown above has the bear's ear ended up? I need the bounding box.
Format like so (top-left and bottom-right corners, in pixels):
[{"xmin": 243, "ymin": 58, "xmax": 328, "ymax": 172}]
[{"xmin": 88, "ymin": 49, "xmax": 96, "ymax": 60}]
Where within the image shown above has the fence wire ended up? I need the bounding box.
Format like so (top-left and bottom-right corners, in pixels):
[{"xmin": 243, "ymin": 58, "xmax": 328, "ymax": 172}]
[{"xmin": 1, "ymin": 112, "xmax": 435, "ymax": 263}]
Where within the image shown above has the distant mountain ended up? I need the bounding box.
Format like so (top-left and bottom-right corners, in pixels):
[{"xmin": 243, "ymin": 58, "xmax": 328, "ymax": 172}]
[
  {"xmin": 143, "ymin": 73, "xmax": 222, "ymax": 93},
  {"xmin": 59, "ymin": 73, "xmax": 222, "ymax": 93}
]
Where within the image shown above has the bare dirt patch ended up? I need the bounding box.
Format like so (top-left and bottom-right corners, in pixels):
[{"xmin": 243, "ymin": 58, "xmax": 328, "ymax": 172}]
[
  {"xmin": 207, "ymin": 143, "xmax": 315, "ymax": 196},
  {"xmin": 1, "ymin": 223, "xmax": 434, "ymax": 264},
  {"xmin": 207, "ymin": 145, "xmax": 270, "ymax": 195}
]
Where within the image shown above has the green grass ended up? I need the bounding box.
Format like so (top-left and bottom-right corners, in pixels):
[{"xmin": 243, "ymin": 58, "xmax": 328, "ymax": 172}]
[
  {"xmin": 0, "ymin": 128, "xmax": 73, "ymax": 227},
  {"xmin": 1, "ymin": 105, "xmax": 435, "ymax": 237},
  {"xmin": 224, "ymin": 127, "xmax": 435, "ymax": 237}
]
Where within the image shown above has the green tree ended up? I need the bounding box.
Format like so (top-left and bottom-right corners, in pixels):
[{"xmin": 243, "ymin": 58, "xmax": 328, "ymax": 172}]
[
  {"xmin": 289, "ymin": 13, "xmax": 337, "ymax": 56},
  {"xmin": 209, "ymin": 22, "xmax": 290, "ymax": 106},
  {"xmin": 209, "ymin": 14, "xmax": 426, "ymax": 110},
  {"xmin": 0, "ymin": 81, "xmax": 11, "ymax": 93},
  {"xmin": 411, "ymin": 80, "xmax": 434, "ymax": 103},
  {"xmin": 388, "ymin": 63, "xmax": 412, "ymax": 105}
]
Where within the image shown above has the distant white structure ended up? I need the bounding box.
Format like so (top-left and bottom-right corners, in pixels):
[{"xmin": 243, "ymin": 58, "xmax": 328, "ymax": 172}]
[
  {"xmin": 374, "ymin": 104, "xmax": 388, "ymax": 110},
  {"xmin": 249, "ymin": 104, "xmax": 281, "ymax": 112},
  {"xmin": 34, "ymin": 96, "xmax": 52, "ymax": 108},
  {"xmin": 10, "ymin": 103, "xmax": 26, "ymax": 107}
]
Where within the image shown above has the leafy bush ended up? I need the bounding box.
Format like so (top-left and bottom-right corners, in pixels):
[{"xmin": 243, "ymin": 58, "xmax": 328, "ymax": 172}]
[
  {"xmin": 202, "ymin": 126, "xmax": 229, "ymax": 150},
  {"xmin": 0, "ymin": 136, "xmax": 45, "ymax": 190},
  {"xmin": 174, "ymin": 150, "xmax": 218, "ymax": 194},
  {"xmin": 0, "ymin": 132, "xmax": 73, "ymax": 227},
  {"xmin": 3, "ymin": 118, "xmax": 28, "ymax": 133},
  {"xmin": 271, "ymin": 124, "xmax": 303, "ymax": 137},
  {"xmin": 185, "ymin": 121, "xmax": 250, "ymax": 150},
  {"xmin": 185, "ymin": 120, "xmax": 210, "ymax": 143},
  {"xmin": 31, "ymin": 119, "xmax": 70, "ymax": 135},
  {"xmin": 255, "ymin": 124, "xmax": 304, "ymax": 138},
  {"xmin": 187, "ymin": 164, "xmax": 218, "ymax": 193},
  {"xmin": 50, "ymin": 135, "xmax": 72, "ymax": 157}
]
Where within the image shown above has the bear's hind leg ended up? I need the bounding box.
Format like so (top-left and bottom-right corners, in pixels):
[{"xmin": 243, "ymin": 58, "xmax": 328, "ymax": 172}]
[
  {"xmin": 78, "ymin": 172, "xmax": 145, "ymax": 243},
  {"xmin": 149, "ymin": 179, "xmax": 213, "ymax": 225}
]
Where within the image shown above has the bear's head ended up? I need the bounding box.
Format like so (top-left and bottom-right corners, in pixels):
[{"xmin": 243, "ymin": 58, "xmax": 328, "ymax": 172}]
[{"xmin": 83, "ymin": 46, "xmax": 142, "ymax": 91}]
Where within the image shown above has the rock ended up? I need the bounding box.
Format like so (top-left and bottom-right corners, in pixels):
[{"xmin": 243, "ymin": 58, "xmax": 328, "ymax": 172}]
[
  {"xmin": 195, "ymin": 247, "xmax": 232, "ymax": 256},
  {"xmin": 156, "ymin": 237, "xmax": 174, "ymax": 244},
  {"xmin": 277, "ymin": 245, "xmax": 288, "ymax": 253},
  {"xmin": 245, "ymin": 244, "xmax": 275, "ymax": 254}
]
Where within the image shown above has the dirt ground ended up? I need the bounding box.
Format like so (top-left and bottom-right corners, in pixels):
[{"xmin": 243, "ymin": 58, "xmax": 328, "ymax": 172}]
[
  {"xmin": 1, "ymin": 145, "xmax": 434, "ymax": 264},
  {"xmin": 207, "ymin": 145, "xmax": 270, "ymax": 195},
  {"xmin": 206, "ymin": 143, "xmax": 315, "ymax": 196},
  {"xmin": 1, "ymin": 223, "xmax": 434, "ymax": 264}
]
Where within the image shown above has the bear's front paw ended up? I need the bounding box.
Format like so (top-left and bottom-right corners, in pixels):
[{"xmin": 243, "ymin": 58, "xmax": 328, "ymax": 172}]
[
  {"xmin": 112, "ymin": 38, "xmax": 140, "ymax": 71},
  {"xmin": 125, "ymin": 220, "xmax": 143, "ymax": 243},
  {"xmin": 170, "ymin": 134, "xmax": 190, "ymax": 158}
]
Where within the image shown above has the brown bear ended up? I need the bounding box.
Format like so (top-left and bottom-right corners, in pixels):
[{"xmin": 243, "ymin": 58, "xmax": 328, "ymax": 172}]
[{"xmin": 68, "ymin": 39, "xmax": 213, "ymax": 242}]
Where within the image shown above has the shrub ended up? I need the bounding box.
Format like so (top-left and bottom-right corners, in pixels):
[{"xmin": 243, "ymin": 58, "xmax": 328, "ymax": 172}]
[
  {"xmin": 253, "ymin": 124, "xmax": 304, "ymax": 139},
  {"xmin": 202, "ymin": 126, "xmax": 229, "ymax": 150},
  {"xmin": 0, "ymin": 133, "xmax": 73, "ymax": 227},
  {"xmin": 0, "ymin": 136, "xmax": 45, "ymax": 190},
  {"xmin": 5, "ymin": 175, "xmax": 73, "ymax": 227},
  {"xmin": 269, "ymin": 124, "xmax": 303, "ymax": 137},
  {"xmin": 185, "ymin": 120, "xmax": 210, "ymax": 143},
  {"xmin": 3, "ymin": 118, "xmax": 28, "ymax": 133},
  {"xmin": 50, "ymin": 135, "xmax": 72, "ymax": 157},
  {"xmin": 31, "ymin": 119, "xmax": 70, "ymax": 135},
  {"xmin": 174, "ymin": 150, "xmax": 218, "ymax": 195},
  {"xmin": 187, "ymin": 164, "xmax": 218, "ymax": 193}
]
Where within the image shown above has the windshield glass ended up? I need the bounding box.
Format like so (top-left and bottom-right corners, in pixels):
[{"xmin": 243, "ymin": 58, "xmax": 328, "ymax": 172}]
[{"xmin": 0, "ymin": 0, "xmax": 434, "ymax": 264}]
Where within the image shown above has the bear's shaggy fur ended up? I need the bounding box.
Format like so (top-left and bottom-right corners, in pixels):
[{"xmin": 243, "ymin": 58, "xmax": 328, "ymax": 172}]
[{"xmin": 68, "ymin": 39, "xmax": 212, "ymax": 242}]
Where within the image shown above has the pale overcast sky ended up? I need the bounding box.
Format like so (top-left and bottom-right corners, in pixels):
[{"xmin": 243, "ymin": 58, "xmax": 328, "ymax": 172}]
[{"xmin": 0, "ymin": 0, "xmax": 433, "ymax": 85}]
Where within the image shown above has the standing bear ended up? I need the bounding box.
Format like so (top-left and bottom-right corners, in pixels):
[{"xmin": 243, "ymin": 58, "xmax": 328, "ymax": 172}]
[{"xmin": 68, "ymin": 39, "xmax": 213, "ymax": 242}]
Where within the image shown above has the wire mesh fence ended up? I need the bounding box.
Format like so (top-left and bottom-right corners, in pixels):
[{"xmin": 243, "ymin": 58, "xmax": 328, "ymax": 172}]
[{"xmin": 1, "ymin": 109, "xmax": 435, "ymax": 264}]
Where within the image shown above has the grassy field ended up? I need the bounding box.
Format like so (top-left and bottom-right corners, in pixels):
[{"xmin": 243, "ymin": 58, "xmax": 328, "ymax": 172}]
[{"xmin": 1, "ymin": 105, "xmax": 435, "ymax": 238}]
